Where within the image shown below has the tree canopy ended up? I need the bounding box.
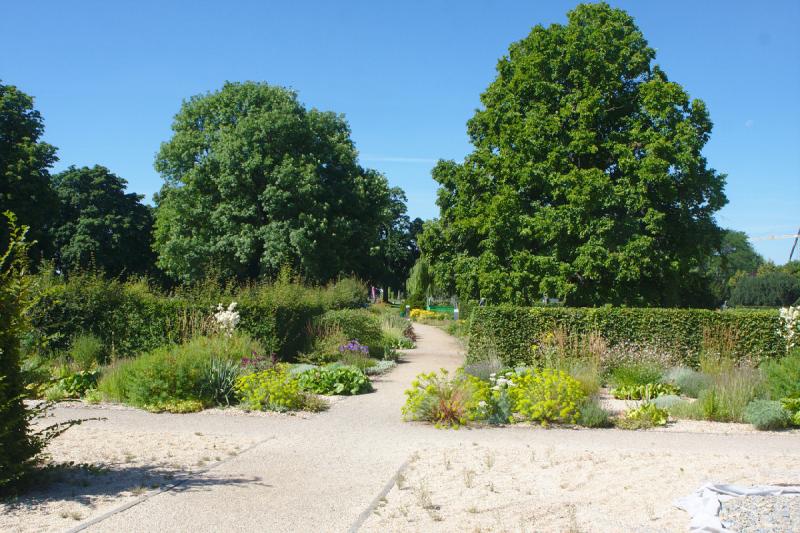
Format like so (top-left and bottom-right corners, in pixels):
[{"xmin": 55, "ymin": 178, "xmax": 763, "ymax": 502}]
[
  {"xmin": 418, "ymin": 3, "xmax": 727, "ymax": 307},
  {"xmin": 153, "ymin": 82, "xmax": 402, "ymax": 284},
  {"xmin": 0, "ymin": 82, "xmax": 58, "ymax": 259},
  {"xmin": 706, "ymin": 229, "xmax": 763, "ymax": 304},
  {"xmin": 50, "ymin": 165, "xmax": 155, "ymax": 277}
]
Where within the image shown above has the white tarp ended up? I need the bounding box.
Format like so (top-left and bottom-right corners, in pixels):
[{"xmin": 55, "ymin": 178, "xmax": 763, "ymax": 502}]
[{"xmin": 674, "ymin": 483, "xmax": 800, "ymax": 532}]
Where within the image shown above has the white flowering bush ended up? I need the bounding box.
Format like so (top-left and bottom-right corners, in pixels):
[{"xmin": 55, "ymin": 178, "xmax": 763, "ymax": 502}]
[
  {"xmin": 213, "ymin": 302, "xmax": 240, "ymax": 337},
  {"xmin": 779, "ymin": 306, "xmax": 799, "ymax": 351}
]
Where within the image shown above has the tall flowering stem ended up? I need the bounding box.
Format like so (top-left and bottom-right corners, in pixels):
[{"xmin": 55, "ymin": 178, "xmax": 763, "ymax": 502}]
[{"xmin": 214, "ymin": 302, "xmax": 240, "ymax": 337}]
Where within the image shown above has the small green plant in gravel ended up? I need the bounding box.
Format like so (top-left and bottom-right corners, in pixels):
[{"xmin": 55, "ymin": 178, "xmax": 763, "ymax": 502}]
[
  {"xmin": 508, "ymin": 368, "xmax": 585, "ymax": 426},
  {"xmin": 402, "ymin": 369, "xmax": 485, "ymax": 428},
  {"xmin": 612, "ymin": 382, "xmax": 680, "ymax": 400},
  {"xmin": 744, "ymin": 400, "xmax": 791, "ymax": 430},
  {"xmin": 762, "ymin": 349, "xmax": 800, "ymax": 400},
  {"xmin": 617, "ymin": 403, "xmax": 669, "ymax": 429},
  {"xmin": 235, "ymin": 364, "xmax": 316, "ymax": 411},
  {"xmin": 297, "ymin": 365, "xmax": 372, "ymax": 395}
]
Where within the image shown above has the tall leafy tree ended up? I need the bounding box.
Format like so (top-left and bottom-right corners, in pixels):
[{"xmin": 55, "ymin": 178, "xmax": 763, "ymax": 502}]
[
  {"xmin": 153, "ymin": 82, "xmax": 395, "ymax": 283},
  {"xmin": 707, "ymin": 229, "xmax": 763, "ymax": 304},
  {"xmin": 0, "ymin": 82, "xmax": 58, "ymax": 260},
  {"xmin": 368, "ymin": 188, "xmax": 424, "ymax": 293},
  {"xmin": 420, "ymin": 3, "xmax": 727, "ymax": 306},
  {"xmin": 50, "ymin": 165, "xmax": 155, "ymax": 277}
]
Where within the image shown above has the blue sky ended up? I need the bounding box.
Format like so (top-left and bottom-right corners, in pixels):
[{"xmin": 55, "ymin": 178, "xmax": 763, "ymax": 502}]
[{"xmin": 2, "ymin": 0, "xmax": 798, "ymax": 263}]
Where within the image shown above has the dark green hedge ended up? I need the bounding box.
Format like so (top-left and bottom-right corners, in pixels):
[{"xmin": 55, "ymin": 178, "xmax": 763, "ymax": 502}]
[
  {"xmin": 27, "ymin": 275, "xmax": 365, "ymax": 361},
  {"xmin": 467, "ymin": 305, "xmax": 785, "ymax": 367}
]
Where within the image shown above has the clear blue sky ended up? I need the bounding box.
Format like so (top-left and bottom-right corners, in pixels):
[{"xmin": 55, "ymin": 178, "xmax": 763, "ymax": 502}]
[{"xmin": 2, "ymin": 0, "xmax": 798, "ymax": 263}]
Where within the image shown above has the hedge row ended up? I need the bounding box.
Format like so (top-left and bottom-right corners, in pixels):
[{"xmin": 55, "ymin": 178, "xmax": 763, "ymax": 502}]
[
  {"xmin": 467, "ymin": 305, "xmax": 786, "ymax": 367},
  {"xmin": 27, "ymin": 274, "xmax": 366, "ymax": 361}
]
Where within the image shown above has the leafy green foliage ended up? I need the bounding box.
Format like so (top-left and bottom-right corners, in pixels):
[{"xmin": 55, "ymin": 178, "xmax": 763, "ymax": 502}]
[
  {"xmin": 28, "ymin": 271, "xmax": 364, "ymax": 360},
  {"xmin": 762, "ymin": 349, "xmax": 800, "ymax": 399},
  {"xmin": 618, "ymin": 403, "xmax": 669, "ymax": 429},
  {"xmin": 0, "ymin": 214, "xmax": 42, "ymax": 493},
  {"xmin": 730, "ymin": 272, "xmax": 800, "ymax": 307},
  {"xmin": 744, "ymin": 400, "xmax": 791, "ymax": 430},
  {"xmin": 68, "ymin": 333, "xmax": 104, "ymax": 370},
  {"xmin": 51, "ymin": 368, "xmax": 99, "ymax": 398},
  {"xmin": 706, "ymin": 229, "xmax": 764, "ymax": 304},
  {"xmin": 49, "ymin": 165, "xmax": 155, "ymax": 277},
  {"xmin": 467, "ymin": 306, "xmax": 785, "ymax": 367},
  {"xmin": 200, "ymin": 358, "xmax": 241, "ymax": 406},
  {"xmin": 0, "ymin": 82, "xmax": 58, "ymax": 260},
  {"xmin": 507, "ymin": 369, "xmax": 585, "ymax": 426},
  {"xmin": 235, "ymin": 365, "xmax": 319, "ymax": 412},
  {"xmin": 297, "ymin": 365, "xmax": 372, "ymax": 395},
  {"xmin": 153, "ymin": 81, "xmax": 397, "ymax": 284},
  {"xmin": 419, "ymin": 3, "xmax": 726, "ymax": 307},
  {"xmin": 402, "ymin": 369, "xmax": 484, "ymax": 428},
  {"xmin": 611, "ymin": 382, "xmax": 679, "ymax": 400},
  {"xmin": 314, "ymin": 309, "xmax": 384, "ymax": 356},
  {"xmin": 97, "ymin": 334, "xmax": 261, "ymax": 410}
]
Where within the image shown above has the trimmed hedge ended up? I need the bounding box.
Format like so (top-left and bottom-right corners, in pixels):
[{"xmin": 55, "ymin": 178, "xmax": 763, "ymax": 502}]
[
  {"xmin": 27, "ymin": 274, "xmax": 366, "ymax": 361},
  {"xmin": 314, "ymin": 309, "xmax": 384, "ymax": 356},
  {"xmin": 467, "ymin": 305, "xmax": 785, "ymax": 367}
]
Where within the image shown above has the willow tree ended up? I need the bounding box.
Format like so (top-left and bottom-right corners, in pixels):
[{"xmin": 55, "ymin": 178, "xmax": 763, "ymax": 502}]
[{"xmin": 420, "ymin": 3, "xmax": 727, "ymax": 306}]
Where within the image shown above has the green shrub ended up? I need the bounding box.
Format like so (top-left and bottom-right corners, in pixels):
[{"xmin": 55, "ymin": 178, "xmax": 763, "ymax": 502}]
[
  {"xmin": 612, "ymin": 382, "xmax": 679, "ymax": 400},
  {"xmin": 200, "ymin": 358, "xmax": 241, "ymax": 406},
  {"xmin": 28, "ymin": 272, "xmax": 366, "ymax": 362},
  {"xmin": 744, "ymin": 400, "xmax": 791, "ymax": 430},
  {"xmin": 507, "ymin": 369, "xmax": 585, "ymax": 426},
  {"xmin": 608, "ymin": 362, "xmax": 664, "ymax": 389},
  {"xmin": 617, "ymin": 403, "xmax": 669, "ymax": 429},
  {"xmin": 53, "ymin": 369, "xmax": 100, "ymax": 398},
  {"xmin": 97, "ymin": 333, "xmax": 262, "ymax": 410},
  {"xmin": 68, "ymin": 334, "xmax": 104, "ymax": 370},
  {"xmin": 665, "ymin": 367, "xmax": 710, "ymax": 398},
  {"xmin": 1, "ymin": 217, "xmax": 43, "ymax": 493},
  {"xmin": 762, "ymin": 349, "xmax": 800, "ymax": 400},
  {"xmin": 467, "ymin": 306, "xmax": 785, "ymax": 368},
  {"xmin": 577, "ymin": 399, "xmax": 612, "ymax": 428},
  {"xmin": 402, "ymin": 369, "xmax": 484, "ymax": 428},
  {"xmin": 337, "ymin": 351, "xmax": 377, "ymax": 372},
  {"xmin": 235, "ymin": 365, "xmax": 315, "ymax": 412},
  {"xmin": 314, "ymin": 309, "xmax": 383, "ymax": 355},
  {"xmin": 297, "ymin": 366, "xmax": 372, "ymax": 395}
]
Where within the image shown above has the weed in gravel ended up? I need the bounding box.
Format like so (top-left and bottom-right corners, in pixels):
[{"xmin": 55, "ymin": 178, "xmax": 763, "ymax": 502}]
[{"xmin": 463, "ymin": 468, "xmax": 476, "ymax": 488}]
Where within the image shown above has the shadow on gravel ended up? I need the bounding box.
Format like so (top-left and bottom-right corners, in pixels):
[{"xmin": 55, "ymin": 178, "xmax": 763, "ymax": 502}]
[{"xmin": 1, "ymin": 462, "xmax": 265, "ymax": 510}]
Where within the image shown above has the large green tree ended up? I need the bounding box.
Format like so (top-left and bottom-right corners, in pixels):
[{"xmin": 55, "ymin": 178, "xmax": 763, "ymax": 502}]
[
  {"xmin": 420, "ymin": 3, "xmax": 727, "ymax": 306},
  {"xmin": 0, "ymin": 82, "xmax": 58, "ymax": 260},
  {"xmin": 153, "ymin": 82, "xmax": 395, "ymax": 283},
  {"xmin": 50, "ymin": 165, "xmax": 155, "ymax": 277},
  {"xmin": 706, "ymin": 229, "xmax": 763, "ymax": 304}
]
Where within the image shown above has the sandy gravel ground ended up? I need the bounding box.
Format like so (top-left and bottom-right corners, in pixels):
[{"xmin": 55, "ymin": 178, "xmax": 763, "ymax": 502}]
[
  {"xmin": 0, "ymin": 425, "xmax": 256, "ymax": 533},
  {"xmin": 3, "ymin": 323, "xmax": 798, "ymax": 533},
  {"xmin": 362, "ymin": 443, "xmax": 798, "ymax": 532}
]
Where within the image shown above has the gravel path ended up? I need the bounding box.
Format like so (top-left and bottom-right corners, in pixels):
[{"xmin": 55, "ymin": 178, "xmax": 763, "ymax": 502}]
[
  {"xmin": 720, "ymin": 495, "xmax": 800, "ymax": 532},
  {"xmin": 11, "ymin": 323, "xmax": 800, "ymax": 532}
]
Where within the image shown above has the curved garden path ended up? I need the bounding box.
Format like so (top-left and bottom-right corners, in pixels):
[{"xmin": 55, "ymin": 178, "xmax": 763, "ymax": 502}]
[{"xmin": 43, "ymin": 323, "xmax": 800, "ymax": 532}]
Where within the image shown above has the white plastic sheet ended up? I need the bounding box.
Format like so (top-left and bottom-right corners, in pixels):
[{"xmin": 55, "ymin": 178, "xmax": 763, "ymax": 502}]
[{"xmin": 674, "ymin": 483, "xmax": 800, "ymax": 532}]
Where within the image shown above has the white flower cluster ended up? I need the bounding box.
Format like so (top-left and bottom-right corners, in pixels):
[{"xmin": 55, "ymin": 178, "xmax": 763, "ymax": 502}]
[
  {"xmin": 489, "ymin": 371, "xmax": 516, "ymax": 391},
  {"xmin": 214, "ymin": 302, "xmax": 240, "ymax": 337},
  {"xmin": 779, "ymin": 305, "xmax": 799, "ymax": 351}
]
